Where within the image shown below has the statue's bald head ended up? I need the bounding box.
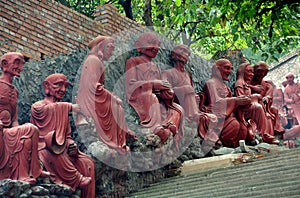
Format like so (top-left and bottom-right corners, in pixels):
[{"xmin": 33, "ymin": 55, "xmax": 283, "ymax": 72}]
[
  {"xmin": 215, "ymin": 59, "xmax": 231, "ymax": 68},
  {"xmin": 171, "ymin": 44, "xmax": 191, "ymax": 65},
  {"xmin": 44, "ymin": 73, "xmax": 68, "ymax": 85},
  {"xmin": 212, "ymin": 59, "xmax": 233, "ymax": 81},
  {"xmin": 254, "ymin": 61, "xmax": 269, "ymax": 70},
  {"xmin": 43, "ymin": 73, "xmax": 69, "ymax": 100},
  {"xmin": 1, "ymin": 52, "xmax": 25, "ymax": 77},
  {"xmin": 88, "ymin": 35, "xmax": 114, "ymax": 50},
  {"xmin": 135, "ymin": 32, "xmax": 160, "ymax": 53}
]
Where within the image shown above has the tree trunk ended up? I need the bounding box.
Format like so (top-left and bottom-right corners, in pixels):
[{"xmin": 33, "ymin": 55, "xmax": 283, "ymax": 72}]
[
  {"xmin": 119, "ymin": 0, "xmax": 134, "ymax": 20},
  {"xmin": 143, "ymin": 0, "xmax": 153, "ymax": 27}
]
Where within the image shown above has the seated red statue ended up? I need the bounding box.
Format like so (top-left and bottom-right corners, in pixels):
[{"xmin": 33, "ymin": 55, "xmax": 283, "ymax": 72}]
[
  {"xmin": 30, "ymin": 74, "xmax": 95, "ymax": 198},
  {"xmin": 249, "ymin": 61, "xmax": 285, "ymax": 139},
  {"xmin": 125, "ymin": 32, "xmax": 184, "ymax": 143},
  {"xmin": 76, "ymin": 36, "xmax": 135, "ymax": 154},
  {"xmin": 202, "ymin": 59, "xmax": 255, "ymax": 148},
  {"xmin": 235, "ymin": 63, "xmax": 278, "ymax": 144},
  {"xmin": 0, "ymin": 52, "xmax": 49, "ymax": 184},
  {"xmin": 162, "ymin": 44, "xmax": 218, "ymax": 144}
]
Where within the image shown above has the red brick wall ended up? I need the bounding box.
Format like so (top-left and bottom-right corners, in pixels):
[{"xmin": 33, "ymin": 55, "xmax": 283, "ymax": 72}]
[
  {"xmin": 0, "ymin": 0, "xmax": 140, "ymax": 60},
  {"xmin": 94, "ymin": 4, "xmax": 142, "ymax": 35}
]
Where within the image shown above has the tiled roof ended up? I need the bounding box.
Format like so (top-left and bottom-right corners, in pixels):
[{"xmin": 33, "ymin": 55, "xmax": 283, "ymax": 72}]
[{"xmin": 128, "ymin": 148, "xmax": 300, "ymax": 198}]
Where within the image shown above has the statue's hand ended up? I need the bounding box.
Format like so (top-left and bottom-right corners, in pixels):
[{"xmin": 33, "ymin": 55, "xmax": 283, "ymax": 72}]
[
  {"xmin": 236, "ymin": 95, "xmax": 251, "ymax": 106},
  {"xmin": 153, "ymin": 80, "xmax": 171, "ymax": 90},
  {"xmin": 262, "ymin": 96, "xmax": 272, "ymax": 105},
  {"xmin": 68, "ymin": 142, "xmax": 79, "ymax": 156},
  {"xmin": 96, "ymin": 83, "xmax": 104, "ymax": 91},
  {"xmin": 72, "ymin": 104, "xmax": 81, "ymax": 113}
]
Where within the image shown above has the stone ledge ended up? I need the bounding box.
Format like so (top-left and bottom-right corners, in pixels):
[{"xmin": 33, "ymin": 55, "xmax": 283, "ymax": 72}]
[{"xmin": 180, "ymin": 153, "xmax": 243, "ymax": 175}]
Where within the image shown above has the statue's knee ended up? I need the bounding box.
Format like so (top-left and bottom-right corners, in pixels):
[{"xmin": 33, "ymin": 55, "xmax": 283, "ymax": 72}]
[{"xmin": 231, "ymin": 120, "xmax": 240, "ymax": 132}]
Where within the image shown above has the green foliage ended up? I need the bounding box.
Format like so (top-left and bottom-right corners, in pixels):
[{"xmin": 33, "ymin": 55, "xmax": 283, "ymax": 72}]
[{"xmin": 56, "ymin": 0, "xmax": 300, "ymax": 62}]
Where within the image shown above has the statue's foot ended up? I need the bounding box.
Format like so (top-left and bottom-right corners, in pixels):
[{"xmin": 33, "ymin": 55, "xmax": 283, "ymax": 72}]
[
  {"xmin": 40, "ymin": 170, "xmax": 50, "ymax": 178},
  {"xmin": 23, "ymin": 177, "xmax": 36, "ymax": 185},
  {"xmin": 163, "ymin": 122, "xmax": 177, "ymax": 135},
  {"xmin": 154, "ymin": 126, "xmax": 170, "ymax": 144},
  {"xmin": 79, "ymin": 176, "xmax": 92, "ymax": 187},
  {"xmin": 263, "ymin": 134, "xmax": 279, "ymax": 145}
]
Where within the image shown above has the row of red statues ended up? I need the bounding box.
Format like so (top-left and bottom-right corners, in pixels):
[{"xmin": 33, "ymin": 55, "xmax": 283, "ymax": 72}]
[{"xmin": 0, "ymin": 32, "xmax": 290, "ymax": 197}]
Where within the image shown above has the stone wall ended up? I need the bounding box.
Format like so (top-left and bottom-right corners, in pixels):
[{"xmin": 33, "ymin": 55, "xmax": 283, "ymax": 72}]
[{"xmin": 267, "ymin": 49, "xmax": 300, "ymax": 88}]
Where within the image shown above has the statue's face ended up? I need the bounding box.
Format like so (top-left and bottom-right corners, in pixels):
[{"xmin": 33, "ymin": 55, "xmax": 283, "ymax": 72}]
[
  {"xmin": 47, "ymin": 78, "xmax": 69, "ymax": 101},
  {"xmin": 244, "ymin": 65, "xmax": 254, "ymax": 82},
  {"xmin": 286, "ymin": 74, "xmax": 294, "ymax": 85},
  {"xmin": 2, "ymin": 54, "xmax": 25, "ymax": 77},
  {"xmin": 139, "ymin": 37, "xmax": 160, "ymax": 59},
  {"xmin": 218, "ymin": 61, "xmax": 233, "ymax": 81},
  {"xmin": 172, "ymin": 46, "xmax": 190, "ymax": 65},
  {"xmin": 254, "ymin": 66, "xmax": 268, "ymax": 80},
  {"xmin": 102, "ymin": 41, "xmax": 115, "ymax": 61}
]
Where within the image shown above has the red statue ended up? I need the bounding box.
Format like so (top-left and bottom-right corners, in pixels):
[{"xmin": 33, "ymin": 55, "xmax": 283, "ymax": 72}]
[
  {"xmin": 284, "ymin": 73, "xmax": 300, "ymax": 125},
  {"xmin": 0, "ymin": 52, "xmax": 49, "ymax": 184},
  {"xmin": 76, "ymin": 36, "xmax": 135, "ymax": 154},
  {"xmin": 202, "ymin": 59, "xmax": 254, "ymax": 148},
  {"xmin": 273, "ymin": 86, "xmax": 284, "ymax": 111},
  {"xmin": 125, "ymin": 32, "xmax": 184, "ymax": 143},
  {"xmin": 162, "ymin": 44, "xmax": 218, "ymax": 144},
  {"xmin": 30, "ymin": 74, "xmax": 95, "ymax": 198},
  {"xmin": 249, "ymin": 61, "xmax": 285, "ymax": 140},
  {"xmin": 235, "ymin": 63, "xmax": 278, "ymax": 144},
  {"xmin": 269, "ymin": 81, "xmax": 288, "ymax": 130}
]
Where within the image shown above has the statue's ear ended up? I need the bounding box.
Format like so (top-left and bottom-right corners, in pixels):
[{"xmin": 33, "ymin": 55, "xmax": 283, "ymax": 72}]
[
  {"xmin": 43, "ymin": 81, "xmax": 50, "ymax": 95},
  {"xmin": 1, "ymin": 60, "xmax": 8, "ymax": 71},
  {"xmin": 1, "ymin": 60, "xmax": 8, "ymax": 66}
]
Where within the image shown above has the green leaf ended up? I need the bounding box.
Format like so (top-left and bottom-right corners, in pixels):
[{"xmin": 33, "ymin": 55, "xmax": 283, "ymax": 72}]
[{"xmin": 175, "ymin": 0, "xmax": 181, "ymax": 7}]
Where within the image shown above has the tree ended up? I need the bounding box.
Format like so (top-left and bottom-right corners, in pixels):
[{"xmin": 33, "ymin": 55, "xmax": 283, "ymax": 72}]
[{"xmin": 55, "ymin": 0, "xmax": 300, "ymax": 62}]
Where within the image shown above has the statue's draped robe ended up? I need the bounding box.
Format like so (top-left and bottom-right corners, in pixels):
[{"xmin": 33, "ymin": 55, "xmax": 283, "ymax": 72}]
[
  {"xmin": 0, "ymin": 80, "xmax": 42, "ymax": 181},
  {"xmin": 125, "ymin": 57, "xmax": 183, "ymax": 138},
  {"xmin": 30, "ymin": 101, "xmax": 95, "ymax": 198},
  {"xmin": 162, "ymin": 68, "xmax": 217, "ymax": 142},
  {"xmin": 235, "ymin": 79, "xmax": 272, "ymax": 139},
  {"xmin": 251, "ymin": 80, "xmax": 284, "ymax": 135},
  {"xmin": 77, "ymin": 55, "xmax": 129, "ymax": 154},
  {"xmin": 203, "ymin": 77, "xmax": 247, "ymax": 148},
  {"xmin": 284, "ymin": 83, "xmax": 300, "ymax": 125},
  {"xmin": 162, "ymin": 68, "xmax": 198, "ymax": 118}
]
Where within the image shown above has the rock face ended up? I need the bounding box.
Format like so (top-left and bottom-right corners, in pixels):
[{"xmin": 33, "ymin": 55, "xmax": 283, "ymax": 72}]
[{"xmin": 0, "ymin": 179, "xmax": 80, "ymax": 198}]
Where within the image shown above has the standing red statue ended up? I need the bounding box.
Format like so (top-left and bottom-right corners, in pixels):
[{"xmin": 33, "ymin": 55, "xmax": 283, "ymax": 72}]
[
  {"xmin": 77, "ymin": 36, "xmax": 135, "ymax": 154},
  {"xmin": 30, "ymin": 74, "xmax": 95, "ymax": 198},
  {"xmin": 284, "ymin": 73, "xmax": 300, "ymax": 125},
  {"xmin": 125, "ymin": 32, "xmax": 184, "ymax": 143},
  {"xmin": 0, "ymin": 52, "xmax": 49, "ymax": 184},
  {"xmin": 202, "ymin": 59, "xmax": 255, "ymax": 148},
  {"xmin": 162, "ymin": 44, "xmax": 218, "ymax": 147}
]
